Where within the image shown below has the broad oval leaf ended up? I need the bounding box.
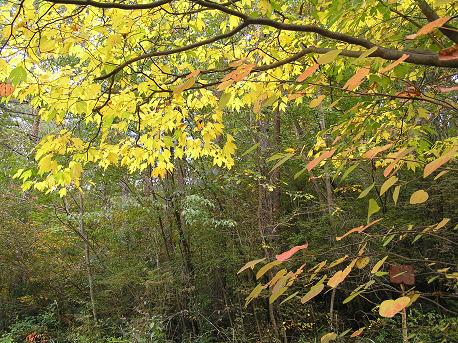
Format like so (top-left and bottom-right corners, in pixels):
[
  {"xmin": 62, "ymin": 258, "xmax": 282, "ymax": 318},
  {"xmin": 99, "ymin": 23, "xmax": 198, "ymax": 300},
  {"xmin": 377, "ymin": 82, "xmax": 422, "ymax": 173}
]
[
  {"xmin": 409, "ymin": 190, "xmax": 429, "ymax": 204},
  {"xmin": 380, "ymin": 176, "xmax": 398, "ymax": 196},
  {"xmin": 309, "ymin": 94, "xmax": 325, "ymax": 108},
  {"xmin": 379, "ymin": 296, "xmax": 410, "ymax": 317},
  {"xmin": 320, "ymin": 332, "xmax": 338, "ymax": 343}
]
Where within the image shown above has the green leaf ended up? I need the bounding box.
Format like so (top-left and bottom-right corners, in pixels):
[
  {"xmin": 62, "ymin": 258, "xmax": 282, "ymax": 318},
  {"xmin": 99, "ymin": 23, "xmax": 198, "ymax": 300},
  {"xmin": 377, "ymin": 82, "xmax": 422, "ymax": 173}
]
[
  {"xmin": 367, "ymin": 198, "xmax": 380, "ymax": 223},
  {"xmin": 9, "ymin": 66, "xmax": 27, "ymax": 85},
  {"xmin": 240, "ymin": 143, "xmax": 260, "ymax": 157},
  {"xmin": 358, "ymin": 183, "xmax": 374, "ymax": 198},
  {"xmin": 317, "ymin": 49, "xmax": 341, "ymax": 64}
]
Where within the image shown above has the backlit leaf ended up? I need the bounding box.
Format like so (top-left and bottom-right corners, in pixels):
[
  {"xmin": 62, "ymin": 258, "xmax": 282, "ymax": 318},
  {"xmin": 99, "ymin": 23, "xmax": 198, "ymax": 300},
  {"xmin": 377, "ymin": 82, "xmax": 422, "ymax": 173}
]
[
  {"xmin": 406, "ymin": 16, "xmax": 451, "ymax": 39},
  {"xmin": 256, "ymin": 260, "xmax": 282, "ymax": 279},
  {"xmin": 423, "ymin": 147, "xmax": 457, "ymax": 177},
  {"xmin": 379, "ymin": 296, "xmax": 410, "ymax": 317},
  {"xmin": 296, "ymin": 63, "xmax": 319, "ymax": 82},
  {"xmin": 276, "ymin": 243, "xmax": 308, "ymax": 262},
  {"xmin": 317, "ymin": 49, "xmax": 341, "ymax": 64},
  {"xmin": 343, "ymin": 67, "xmax": 369, "ymax": 91},
  {"xmin": 307, "ymin": 149, "xmax": 336, "ymax": 171},
  {"xmin": 380, "ymin": 176, "xmax": 398, "ymax": 196},
  {"xmin": 300, "ymin": 283, "xmax": 324, "ymax": 304},
  {"xmin": 379, "ymin": 54, "xmax": 409, "ymax": 74},
  {"xmin": 371, "ymin": 256, "xmax": 388, "ymax": 274}
]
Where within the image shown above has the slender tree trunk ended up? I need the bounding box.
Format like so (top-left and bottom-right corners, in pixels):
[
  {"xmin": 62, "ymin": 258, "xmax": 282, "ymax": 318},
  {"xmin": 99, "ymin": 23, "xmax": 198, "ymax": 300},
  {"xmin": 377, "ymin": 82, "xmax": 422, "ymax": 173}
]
[{"xmin": 78, "ymin": 192, "xmax": 97, "ymax": 322}]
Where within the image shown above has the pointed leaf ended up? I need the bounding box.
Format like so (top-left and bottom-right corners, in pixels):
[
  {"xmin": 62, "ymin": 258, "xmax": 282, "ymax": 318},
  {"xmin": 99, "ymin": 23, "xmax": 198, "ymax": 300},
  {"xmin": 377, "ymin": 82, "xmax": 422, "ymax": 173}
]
[
  {"xmin": 307, "ymin": 149, "xmax": 336, "ymax": 171},
  {"xmin": 276, "ymin": 243, "xmax": 308, "ymax": 262},
  {"xmin": 380, "ymin": 176, "xmax": 398, "ymax": 196},
  {"xmin": 237, "ymin": 258, "xmax": 266, "ymax": 274}
]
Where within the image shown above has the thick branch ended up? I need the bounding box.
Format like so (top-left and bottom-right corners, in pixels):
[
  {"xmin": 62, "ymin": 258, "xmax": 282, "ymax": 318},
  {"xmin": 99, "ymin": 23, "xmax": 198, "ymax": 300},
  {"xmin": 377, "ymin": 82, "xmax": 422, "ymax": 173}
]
[
  {"xmin": 95, "ymin": 22, "xmax": 248, "ymax": 80},
  {"xmin": 45, "ymin": 0, "xmax": 172, "ymax": 10},
  {"xmin": 415, "ymin": 0, "xmax": 458, "ymax": 44}
]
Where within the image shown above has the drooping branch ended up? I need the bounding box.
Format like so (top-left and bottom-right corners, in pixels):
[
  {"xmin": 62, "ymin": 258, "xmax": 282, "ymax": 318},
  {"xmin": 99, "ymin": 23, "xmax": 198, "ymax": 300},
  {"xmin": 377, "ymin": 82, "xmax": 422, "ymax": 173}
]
[{"xmin": 94, "ymin": 22, "xmax": 248, "ymax": 80}]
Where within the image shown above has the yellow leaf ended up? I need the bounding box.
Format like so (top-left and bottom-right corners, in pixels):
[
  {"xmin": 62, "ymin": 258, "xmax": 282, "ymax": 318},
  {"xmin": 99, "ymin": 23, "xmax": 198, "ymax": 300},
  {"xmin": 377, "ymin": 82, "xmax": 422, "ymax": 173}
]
[
  {"xmin": 317, "ymin": 50, "xmax": 341, "ymax": 64},
  {"xmin": 256, "ymin": 260, "xmax": 282, "ymax": 280},
  {"xmin": 371, "ymin": 256, "xmax": 388, "ymax": 274},
  {"xmin": 392, "ymin": 185, "xmax": 400, "ymax": 205},
  {"xmin": 355, "ymin": 257, "xmax": 370, "ymax": 269},
  {"xmin": 380, "ymin": 176, "xmax": 398, "ymax": 195},
  {"xmin": 301, "ymin": 283, "xmax": 324, "ymax": 304},
  {"xmin": 321, "ymin": 332, "xmax": 337, "ymax": 343},
  {"xmin": 309, "ymin": 94, "xmax": 325, "ymax": 108},
  {"xmin": 237, "ymin": 258, "xmax": 266, "ymax": 274},
  {"xmin": 409, "ymin": 189, "xmax": 429, "ymax": 204}
]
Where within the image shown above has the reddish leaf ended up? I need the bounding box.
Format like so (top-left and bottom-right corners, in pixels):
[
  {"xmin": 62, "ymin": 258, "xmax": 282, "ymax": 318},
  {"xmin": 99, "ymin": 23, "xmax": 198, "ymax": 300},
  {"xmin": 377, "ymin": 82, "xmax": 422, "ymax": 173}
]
[
  {"xmin": 437, "ymin": 85, "xmax": 458, "ymax": 93},
  {"xmin": 383, "ymin": 148, "xmax": 412, "ymax": 177},
  {"xmin": 439, "ymin": 45, "xmax": 458, "ymax": 61},
  {"xmin": 406, "ymin": 16, "xmax": 451, "ymax": 39},
  {"xmin": 276, "ymin": 243, "xmax": 308, "ymax": 262},
  {"xmin": 307, "ymin": 149, "xmax": 336, "ymax": 171}
]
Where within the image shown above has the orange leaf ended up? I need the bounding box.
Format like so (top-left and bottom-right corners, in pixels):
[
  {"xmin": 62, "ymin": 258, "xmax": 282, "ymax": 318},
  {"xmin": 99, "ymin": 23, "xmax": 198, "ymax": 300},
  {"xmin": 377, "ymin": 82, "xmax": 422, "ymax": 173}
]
[
  {"xmin": 362, "ymin": 143, "xmax": 393, "ymax": 159},
  {"xmin": 406, "ymin": 16, "xmax": 451, "ymax": 39},
  {"xmin": 336, "ymin": 218, "xmax": 383, "ymax": 241},
  {"xmin": 0, "ymin": 83, "xmax": 14, "ymax": 97},
  {"xmin": 327, "ymin": 261, "xmax": 354, "ymax": 288},
  {"xmin": 276, "ymin": 243, "xmax": 308, "ymax": 262},
  {"xmin": 437, "ymin": 85, "xmax": 458, "ymax": 93},
  {"xmin": 383, "ymin": 148, "xmax": 412, "ymax": 177},
  {"xmin": 343, "ymin": 67, "xmax": 369, "ymax": 91},
  {"xmin": 350, "ymin": 327, "xmax": 365, "ymax": 337},
  {"xmin": 379, "ymin": 54, "xmax": 409, "ymax": 74},
  {"xmin": 307, "ymin": 149, "xmax": 336, "ymax": 171},
  {"xmin": 379, "ymin": 296, "xmax": 410, "ymax": 317},
  {"xmin": 186, "ymin": 69, "xmax": 201, "ymax": 79},
  {"xmin": 423, "ymin": 146, "xmax": 457, "ymax": 177},
  {"xmin": 296, "ymin": 63, "xmax": 319, "ymax": 82}
]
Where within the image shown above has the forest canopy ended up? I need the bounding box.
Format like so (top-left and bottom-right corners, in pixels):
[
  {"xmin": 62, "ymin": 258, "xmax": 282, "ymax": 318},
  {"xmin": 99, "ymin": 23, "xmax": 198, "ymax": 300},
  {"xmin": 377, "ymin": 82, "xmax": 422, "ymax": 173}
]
[{"xmin": 0, "ymin": 0, "xmax": 457, "ymax": 342}]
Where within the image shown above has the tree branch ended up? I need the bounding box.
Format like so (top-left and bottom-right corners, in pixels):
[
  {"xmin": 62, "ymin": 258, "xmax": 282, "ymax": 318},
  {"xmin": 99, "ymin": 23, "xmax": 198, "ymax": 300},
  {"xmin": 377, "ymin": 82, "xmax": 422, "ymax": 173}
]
[
  {"xmin": 45, "ymin": 0, "xmax": 172, "ymax": 10},
  {"xmin": 414, "ymin": 0, "xmax": 458, "ymax": 44},
  {"xmin": 94, "ymin": 22, "xmax": 248, "ymax": 80}
]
